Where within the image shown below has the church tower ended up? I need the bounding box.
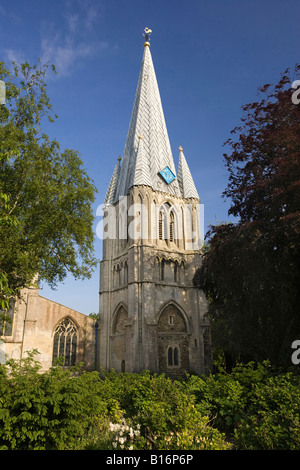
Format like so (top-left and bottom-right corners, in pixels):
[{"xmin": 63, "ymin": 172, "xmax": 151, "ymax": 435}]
[{"xmin": 98, "ymin": 29, "xmax": 211, "ymax": 377}]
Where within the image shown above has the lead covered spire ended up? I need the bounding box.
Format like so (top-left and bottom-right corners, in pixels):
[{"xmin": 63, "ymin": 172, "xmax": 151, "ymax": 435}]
[
  {"xmin": 178, "ymin": 146, "xmax": 200, "ymax": 199},
  {"xmin": 114, "ymin": 28, "xmax": 181, "ymax": 200},
  {"xmin": 106, "ymin": 29, "xmax": 200, "ymax": 203},
  {"xmin": 104, "ymin": 157, "xmax": 121, "ymax": 205}
]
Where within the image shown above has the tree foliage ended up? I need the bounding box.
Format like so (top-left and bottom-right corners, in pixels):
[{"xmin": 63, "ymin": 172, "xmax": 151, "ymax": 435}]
[
  {"xmin": 0, "ymin": 60, "xmax": 97, "ymax": 311},
  {"xmin": 194, "ymin": 65, "xmax": 300, "ymax": 368}
]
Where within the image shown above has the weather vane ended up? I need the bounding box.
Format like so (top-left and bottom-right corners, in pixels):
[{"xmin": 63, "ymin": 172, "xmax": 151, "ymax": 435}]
[{"xmin": 143, "ymin": 27, "xmax": 152, "ymax": 46}]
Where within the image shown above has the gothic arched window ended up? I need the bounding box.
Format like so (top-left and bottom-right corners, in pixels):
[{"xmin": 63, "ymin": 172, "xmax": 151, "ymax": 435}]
[
  {"xmin": 158, "ymin": 203, "xmax": 172, "ymax": 242},
  {"xmin": 167, "ymin": 346, "xmax": 180, "ymax": 366},
  {"xmin": 124, "ymin": 261, "xmax": 128, "ymax": 284},
  {"xmin": 170, "ymin": 211, "xmax": 175, "ymax": 242},
  {"xmin": 167, "ymin": 347, "xmax": 173, "ymax": 366},
  {"xmin": 174, "ymin": 261, "xmax": 178, "ymax": 283},
  {"xmin": 174, "ymin": 347, "xmax": 179, "ymax": 366},
  {"xmin": 52, "ymin": 317, "xmax": 78, "ymax": 366},
  {"xmin": 159, "ymin": 211, "xmax": 163, "ymax": 240},
  {"xmin": 161, "ymin": 258, "xmax": 165, "ymax": 281}
]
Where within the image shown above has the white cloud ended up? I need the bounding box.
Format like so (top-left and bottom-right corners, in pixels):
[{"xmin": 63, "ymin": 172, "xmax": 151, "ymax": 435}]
[
  {"xmin": 64, "ymin": 0, "xmax": 102, "ymax": 32},
  {"xmin": 3, "ymin": 2, "xmax": 113, "ymax": 79},
  {"xmin": 66, "ymin": 13, "xmax": 80, "ymax": 33},
  {"xmin": 3, "ymin": 48, "xmax": 26, "ymax": 70},
  {"xmin": 39, "ymin": 1, "xmax": 111, "ymax": 78},
  {"xmin": 40, "ymin": 34, "xmax": 109, "ymax": 77}
]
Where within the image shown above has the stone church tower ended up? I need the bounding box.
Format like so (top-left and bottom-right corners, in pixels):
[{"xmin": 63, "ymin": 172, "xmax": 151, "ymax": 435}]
[{"xmin": 98, "ymin": 29, "xmax": 211, "ymax": 377}]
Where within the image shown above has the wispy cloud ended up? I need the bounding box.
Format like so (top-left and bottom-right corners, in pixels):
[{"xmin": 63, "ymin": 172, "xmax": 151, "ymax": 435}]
[
  {"xmin": 40, "ymin": 1, "xmax": 109, "ymax": 77},
  {"xmin": 40, "ymin": 34, "xmax": 110, "ymax": 77},
  {"xmin": 0, "ymin": 4, "xmax": 21, "ymax": 26},
  {"xmin": 3, "ymin": 48, "xmax": 26, "ymax": 70},
  {"xmin": 4, "ymin": 1, "xmax": 115, "ymax": 78},
  {"xmin": 64, "ymin": 0, "xmax": 102, "ymax": 32}
]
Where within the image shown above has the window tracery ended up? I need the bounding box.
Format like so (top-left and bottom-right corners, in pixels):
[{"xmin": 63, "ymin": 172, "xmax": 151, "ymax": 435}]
[{"xmin": 52, "ymin": 317, "xmax": 78, "ymax": 366}]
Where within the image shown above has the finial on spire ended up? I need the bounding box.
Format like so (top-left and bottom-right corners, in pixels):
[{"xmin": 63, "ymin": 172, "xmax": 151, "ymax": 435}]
[
  {"xmin": 143, "ymin": 27, "xmax": 152, "ymax": 47},
  {"xmin": 179, "ymin": 146, "xmax": 183, "ymax": 152}
]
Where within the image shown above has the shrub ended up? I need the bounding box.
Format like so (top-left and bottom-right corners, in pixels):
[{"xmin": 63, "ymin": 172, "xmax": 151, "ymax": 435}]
[
  {"xmin": 0, "ymin": 352, "xmax": 298, "ymax": 450},
  {"xmin": 0, "ymin": 350, "xmax": 112, "ymax": 450},
  {"xmin": 233, "ymin": 373, "xmax": 300, "ymax": 449},
  {"xmin": 94, "ymin": 370, "xmax": 231, "ymax": 450}
]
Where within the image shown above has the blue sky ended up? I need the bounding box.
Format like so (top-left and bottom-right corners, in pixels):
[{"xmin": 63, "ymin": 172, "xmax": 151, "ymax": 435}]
[{"xmin": 1, "ymin": 0, "xmax": 299, "ymax": 314}]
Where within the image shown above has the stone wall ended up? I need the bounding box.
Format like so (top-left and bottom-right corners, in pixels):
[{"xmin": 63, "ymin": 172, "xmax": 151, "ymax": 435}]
[
  {"xmin": 1, "ymin": 287, "xmax": 97, "ymax": 372},
  {"xmin": 98, "ymin": 185, "xmax": 212, "ymax": 377}
]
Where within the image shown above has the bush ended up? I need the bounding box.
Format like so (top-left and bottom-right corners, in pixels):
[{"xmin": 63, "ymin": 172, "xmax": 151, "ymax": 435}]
[
  {"xmin": 0, "ymin": 350, "xmax": 113, "ymax": 450},
  {"xmin": 184, "ymin": 362, "xmax": 300, "ymax": 450},
  {"xmin": 184, "ymin": 362, "xmax": 273, "ymax": 434},
  {"xmin": 233, "ymin": 373, "xmax": 300, "ymax": 449},
  {"xmin": 0, "ymin": 352, "xmax": 299, "ymax": 450},
  {"xmin": 93, "ymin": 370, "xmax": 231, "ymax": 450}
]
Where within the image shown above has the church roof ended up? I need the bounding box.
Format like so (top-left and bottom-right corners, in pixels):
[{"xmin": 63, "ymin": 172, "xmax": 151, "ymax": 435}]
[{"xmin": 107, "ymin": 29, "xmax": 200, "ymax": 203}]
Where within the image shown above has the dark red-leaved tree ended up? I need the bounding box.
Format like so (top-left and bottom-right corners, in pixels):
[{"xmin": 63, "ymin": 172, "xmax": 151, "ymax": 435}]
[{"xmin": 194, "ymin": 65, "xmax": 300, "ymax": 369}]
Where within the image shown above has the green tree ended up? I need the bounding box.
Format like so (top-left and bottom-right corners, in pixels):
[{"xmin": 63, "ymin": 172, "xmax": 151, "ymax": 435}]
[
  {"xmin": 0, "ymin": 150, "xmax": 19, "ymax": 313},
  {"xmin": 194, "ymin": 65, "xmax": 300, "ymax": 368},
  {"xmin": 0, "ymin": 60, "xmax": 97, "ymax": 312}
]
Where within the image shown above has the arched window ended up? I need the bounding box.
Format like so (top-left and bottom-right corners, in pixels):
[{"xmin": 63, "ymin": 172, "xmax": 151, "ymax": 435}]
[
  {"xmin": 174, "ymin": 347, "xmax": 179, "ymax": 366},
  {"xmin": 158, "ymin": 305, "xmax": 188, "ymax": 375},
  {"xmin": 117, "ymin": 264, "xmax": 121, "ymax": 286},
  {"xmin": 167, "ymin": 347, "xmax": 173, "ymax": 366},
  {"xmin": 158, "ymin": 203, "xmax": 172, "ymax": 242},
  {"xmin": 113, "ymin": 265, "xmax": 118, "ymax": 288},
  {"xmin": 174, "ymin": 261, "xmax": 178, "ymax": 283},
  {"xmin": 159, "ymin": 211, "xmax": 163, "ymax": 240},
  {"xmin": 124, "ymin": 261, "xmax": 128, "ymax": 284},
  {"xmin": 52, "ymin": 317, "xmax": 78, "ymax": 366},
  {"xmin": 161, "ymin": 258, "xmax": 165, "ymax": 281},
  {"xmin": 170, "ymin": 211, "xmax": 175, "ymax": 242},
  {"xmin": 112, "ymin": 305, "xmax": 128, "ymax": 373},
  {"xmin": 1, "ymin": 300, "xmax": 15, "ymax": 336},
  {"xmin": 167, "ymin": 346, "xmax": 180, "ymax": 367}
]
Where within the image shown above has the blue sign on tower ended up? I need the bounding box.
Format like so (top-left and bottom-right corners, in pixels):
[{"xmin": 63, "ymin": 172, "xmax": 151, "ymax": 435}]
[{"xmin": 159, "ymin": 166, "xmax": 176, "ymax": 184}]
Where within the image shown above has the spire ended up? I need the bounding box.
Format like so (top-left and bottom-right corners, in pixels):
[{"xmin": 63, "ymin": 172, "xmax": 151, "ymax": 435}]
[
  {"xmin": 104, "ymin": 157, "xmax": 121, "ymax": 205},
  {"xmin": 115, "ymin": 28, "xmax": 181, "ymax": 200},
  {"xmin": 178, "ymin": 146, "xmax": 200, "ymax": 199},
  {"xmin": 133, "ymin": 135, "xmax": 152, "ymax": 187}
]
